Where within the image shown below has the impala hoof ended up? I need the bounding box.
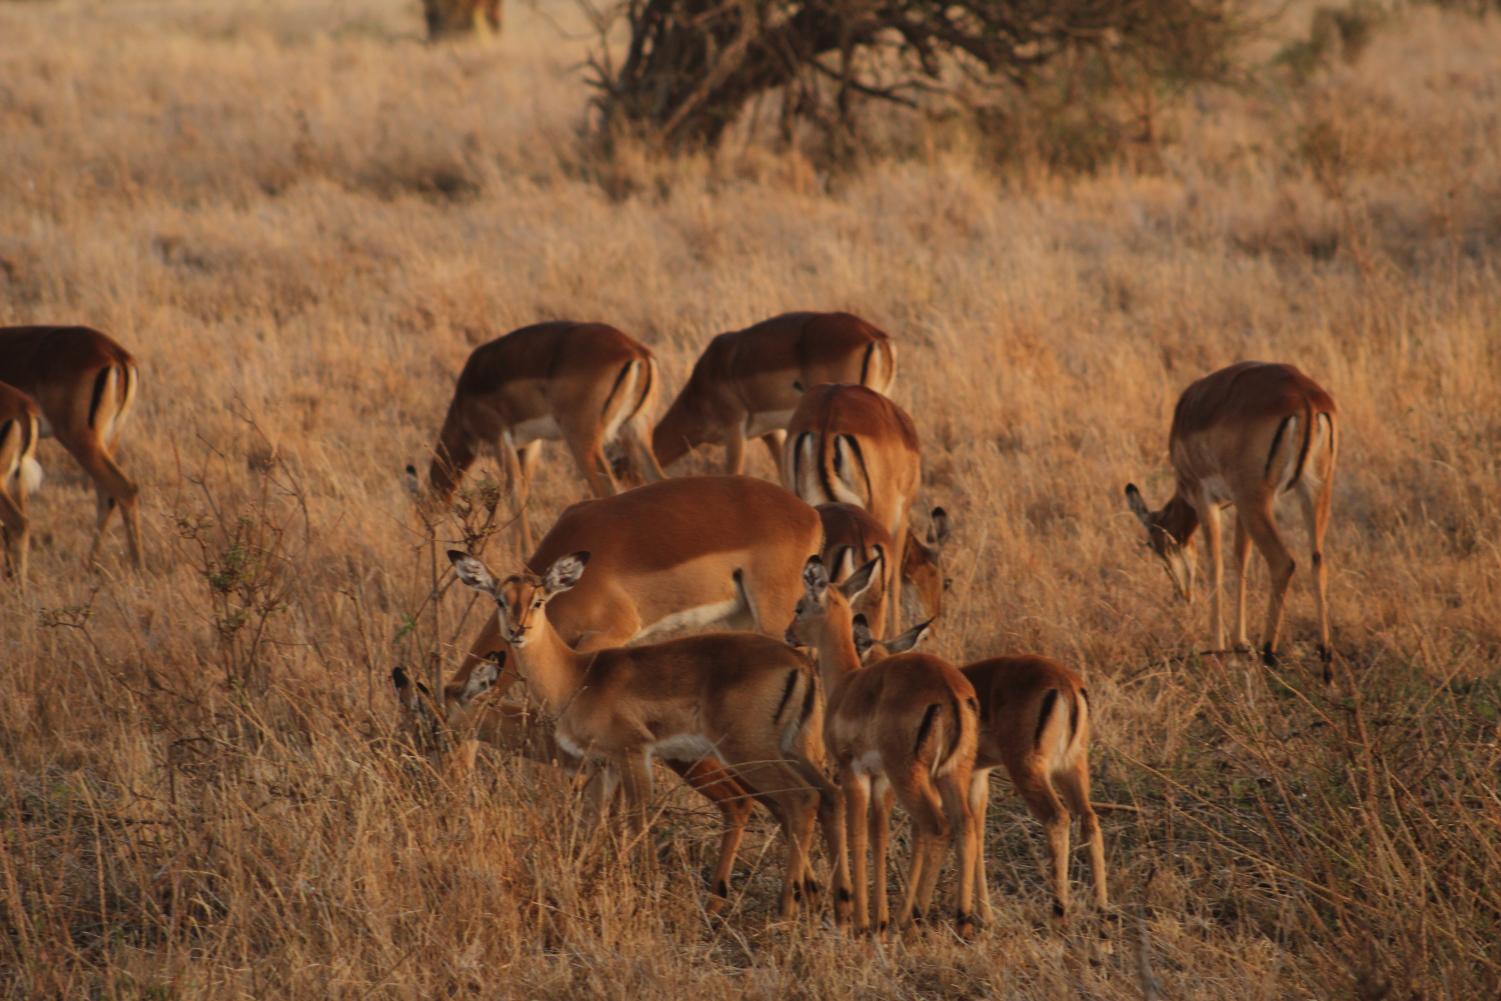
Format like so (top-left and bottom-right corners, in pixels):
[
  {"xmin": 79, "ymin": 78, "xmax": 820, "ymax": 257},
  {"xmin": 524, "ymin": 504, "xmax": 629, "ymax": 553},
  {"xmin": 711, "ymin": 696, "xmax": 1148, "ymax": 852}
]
[{"xmin": 1260, "ymin": 644, "xmax": 1278, "ymax": 668}]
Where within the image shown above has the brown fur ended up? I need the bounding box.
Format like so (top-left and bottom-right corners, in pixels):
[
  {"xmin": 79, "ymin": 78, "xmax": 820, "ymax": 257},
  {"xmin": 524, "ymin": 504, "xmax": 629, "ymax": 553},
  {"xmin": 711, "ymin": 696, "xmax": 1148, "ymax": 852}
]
[
  {"xmin": 451, "ymin": 551, "xmax": 850, "ymax": 923},
  {"xmin": 1127, "ymin": 361, "xmax": 1339, "ymax": 675},
  {"xmin": 960, "ymin": 656, "xmax": 1107, "ymax": 922},
  {"xmin": 816, "ymin": 502, "xmax": 945, "ymax": 639},
  {"xmin": 0, "ymin": 326, "xmax": 141, "ymax": 568},
  {"xmin": 788, "ymin": 556, "xmax": 978, "ymax": 936},
  {"xmin": 785, "ymin": 385, "xmax": 922, "ymax": 636},
  {"xmin": 652, "ymin": 312, "xmax": 896, "ymax": 473},
  {"xmin": 0, "ymin": 380, "xmax": 40, "ymax": 586},
  {"xmin": 425, "ymin": 320, "xmax": 663, "ymax": 551}
]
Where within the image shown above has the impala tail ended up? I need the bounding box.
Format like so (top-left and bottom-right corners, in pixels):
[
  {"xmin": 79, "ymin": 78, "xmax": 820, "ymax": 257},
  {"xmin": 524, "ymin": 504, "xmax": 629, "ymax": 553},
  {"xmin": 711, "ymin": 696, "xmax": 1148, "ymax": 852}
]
[
  {"xmin": 609, "ymin": 355, "xmax": 666, "ymax": 484},
  {"xmin": 919, "ymin": 691, "xmax": 979, "ymax": 778},
  {"xmin": 860, "ymin": 338, "xmax": 897, "ymax": 393},
  {"xmin": 1034, "ymin": 685, "xmax": 1089, "ymax": 768},
  {"xmin": 89, "ymin": 360, "xmax": 139, "ymax": 450},
  {"xmin": 790, "ymin": 431, "xmax": 869, "ymax": 507}
]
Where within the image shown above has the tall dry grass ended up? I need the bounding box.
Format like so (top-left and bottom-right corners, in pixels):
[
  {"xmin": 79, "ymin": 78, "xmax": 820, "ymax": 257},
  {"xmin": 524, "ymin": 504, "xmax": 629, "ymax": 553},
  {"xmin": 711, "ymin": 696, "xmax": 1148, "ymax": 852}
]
[{"xmin": 1, "ymin": 1, "xmax": 1499, "ymax": 998}]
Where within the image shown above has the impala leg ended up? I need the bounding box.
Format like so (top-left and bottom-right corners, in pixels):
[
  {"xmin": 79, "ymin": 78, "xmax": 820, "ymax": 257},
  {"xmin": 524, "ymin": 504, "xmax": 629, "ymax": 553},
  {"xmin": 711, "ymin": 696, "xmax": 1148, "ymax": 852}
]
[
  {"xmin": 1241, "ymin": 498, "xmax": 1296, "ymax": 667},
  {"xmin": 968, "ymin": 769, "xmax": 993, "ymax": 926},
  {"xmin": 1200, "ymin": 500, "xmax": 1225, "ymax": 651},
  {"xmin": 1299, "ymin": 477, "xmax": 1335, "ymax": 679},
  {"xmin": 776, "ymin": 785, "xmax": 820, "ymax": 920},
  {"xmin": 617, "ymin": 752, "xmax": 655, "ymax": 866},
  {"xmin": 938, "ymin": 766, "xmax": 977, "ymax": 937},
  {"xmin": 665, "ymin": 758, "xmax": 753, "ymax": 912},
  {"xmin": 894, "ymin": 770, "xmax": 948, "ymax": 929},
  {"xmin": 723, "ymin": 428, "xmax": 747, "ymax": 475},
  {"xmin": 886, "ymin": 511, "xmax": 910, "ymax": 640},
  {"xmin": 0, "ymin": 488, "xmax": 28, "ymax": 587},
  {"xmin": 841, "ymin": 768, "xmax": 871, "ymax": 932},
  {"xmin": 869, "ymin": 775, "xmax": 894, "ymax": 931},
  {"xmin": 757, "ymin": 430, "xmax": 785, "ymax": 475},
  {"xmin": 813, "ymin": 771, "xmax": 851, "ymax": 926},
  {"xmin": 500, "ymin": 435, "xmax": 535, "ymax": 554},
  {"xmin": 1014, "ymin": 765, "xmax": 1071, "ymax": 921},
  {"xmin": 1056, "ymin": 758, "xmax": 1108, "ymax": 911},
  {"xmin": 1231, "ymin": 512, "xmax": 1254, "ymax": 653},
  {"xmin": 72, "ymin": 443, "xmax": 141, "ymax": 569}
]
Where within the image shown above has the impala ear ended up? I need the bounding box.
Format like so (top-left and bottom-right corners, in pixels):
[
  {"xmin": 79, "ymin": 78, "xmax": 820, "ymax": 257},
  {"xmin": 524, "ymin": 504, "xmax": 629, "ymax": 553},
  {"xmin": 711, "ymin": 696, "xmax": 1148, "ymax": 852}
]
[
  {"xmin": 886, "ymin": 618, "xmax": 934, "ymax": 654},
  {"xmin": 802, "ymin": 555, "xmax": 830, "ymax": 598},
  {"xmin": 448, "ymin": 550, "xmax": 497, "ymax": 595},
  {"xmin": 927, "ymin": 507, "xmax": 950, "ymax": 548},
  {"xmin": 851, "ymin": 614, "xmax": 877, "ymax": 657},
  {"xmin": 459, "ymin": 655, "xmax": 501, "ymax": 705},
  {"xmin": 1124, "ymin": 484, "xmax": 1153, "ymax": 527},
  {"xmin": 544, "ymin": 551, "xmax": 590, "ymax": 593},
  {"xmin": 840, "ymin": 553, "xmax": 883, "ymax": 603}
]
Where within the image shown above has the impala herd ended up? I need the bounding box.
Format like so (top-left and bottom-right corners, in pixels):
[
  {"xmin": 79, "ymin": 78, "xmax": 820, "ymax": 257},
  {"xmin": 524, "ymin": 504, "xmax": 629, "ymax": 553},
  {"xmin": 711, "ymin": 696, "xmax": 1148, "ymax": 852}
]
[{"xmin": 0, "ymin": 312, "xmax": 1339, "ymax": 935}]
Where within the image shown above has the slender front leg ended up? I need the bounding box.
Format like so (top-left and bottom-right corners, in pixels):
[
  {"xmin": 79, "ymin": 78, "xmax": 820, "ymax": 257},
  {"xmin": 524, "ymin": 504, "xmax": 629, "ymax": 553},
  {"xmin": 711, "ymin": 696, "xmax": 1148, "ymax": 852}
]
[
  {"xmin": 500, "ymin": 433, "xmax": 534, "ymax": 554},
  {"xmin": 723, "ymin": 427, "xmax": 747, "ymax": 475},
  {"xmin": 1231, "ymin": 512, "xmax": 1253, "ymax": 652},
  {"xmin": 1200, "ymin": 499, "xmax": 1225, "ymax": 651},
  {"xmin": 758, "ymin": 430, "xmax": 785, "ymax": 474},
  {"xmin": 842, "ymin": 768, "xmax": 871, "ymax": 932}
]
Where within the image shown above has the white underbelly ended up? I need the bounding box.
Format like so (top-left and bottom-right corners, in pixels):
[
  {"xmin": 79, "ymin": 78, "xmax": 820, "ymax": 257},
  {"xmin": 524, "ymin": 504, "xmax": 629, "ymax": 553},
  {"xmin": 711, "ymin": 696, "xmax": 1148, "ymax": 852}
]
[
  {"xmin": 649, "ymin": 734, "xmax": 722, "ymax": 765},
  {"xmin": 745, "ymin": 408, "xmax": 795, "ymax": 440},
  {"xmin": 634, "ymin": 598, "xmax": 747, "ymax": 642},
  {"xmin": 508, "ymin": 414, "xmax": 564, "ymax": 447}
]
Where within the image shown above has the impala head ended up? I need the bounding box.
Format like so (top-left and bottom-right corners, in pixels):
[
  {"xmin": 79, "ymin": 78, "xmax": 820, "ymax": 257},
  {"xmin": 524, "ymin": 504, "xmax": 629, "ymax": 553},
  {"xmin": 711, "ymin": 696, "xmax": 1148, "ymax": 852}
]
[
  {"xmin": 851, "ymin": 613, "xmax": 934, "ymax": 662},
  {"xmin": 786, "ymin": 553, "xmax": 882, "ymax": 647},
  {"xmin": 1125, "ymin": 483, "xmax": 1196, "ymax": 601},
  {"xmin": 390, "ymin": 653, "xmax": 502, "ymax": 764},
  {"xmin": 902, "ymin": 506, "xmax": 952, "ymax": 622},
  {"xmin": 448, "ymin": 550, "xmax": 590, "ymax": 646}
]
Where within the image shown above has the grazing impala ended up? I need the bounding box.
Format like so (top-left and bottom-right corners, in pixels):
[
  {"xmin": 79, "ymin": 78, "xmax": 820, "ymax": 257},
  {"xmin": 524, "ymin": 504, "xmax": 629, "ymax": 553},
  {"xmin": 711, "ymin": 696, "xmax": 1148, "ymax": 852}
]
[
  {"xmin": 1125, "ymin": 361, "xmax": 1338, "ymax": 677},
  {"xmin": 818, "ymin": 502, "xmax": 948, "ymax": 640},
  {"xmin": 788, "ymin": 555, "xmax": 979, "ymax": 937},
  {"xmin": 0, "ymin": 326, "xmax": 141, "ymax": 567},
  {"xmin": 785, "ymin": 384, "xmax": 922, "ymax": 635},
  {"xmin": 859, "ymin": 619, "xmax": 1107, "ymax": 923},
  {"xmin": 418, "ymin": 321, "xmax": 664, "ymax": 550},
  {"xmin": 0, "ymin": 381, "xmax": 43, "ymax": 584},
  {"xmin": 449, "ymin": 549, "xmax": 851, "ymax": 922},
  {"xmin": 653, "ymin": 312, "xmax": 895, "ymax": 475}
]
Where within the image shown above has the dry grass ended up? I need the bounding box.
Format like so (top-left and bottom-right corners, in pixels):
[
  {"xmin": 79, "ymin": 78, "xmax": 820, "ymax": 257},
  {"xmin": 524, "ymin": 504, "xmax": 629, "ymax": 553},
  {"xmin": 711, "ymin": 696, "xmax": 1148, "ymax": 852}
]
[{"xmin": 2, "ymin": 1, "xmax": 1499, "ymax": 998}]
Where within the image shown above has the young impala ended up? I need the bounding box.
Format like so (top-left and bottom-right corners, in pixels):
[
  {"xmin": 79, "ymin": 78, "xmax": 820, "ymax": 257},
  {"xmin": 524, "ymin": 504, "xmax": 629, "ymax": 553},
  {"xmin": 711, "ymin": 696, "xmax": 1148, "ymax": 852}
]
[
  {"xmin": 855, "ymin": 620, "xmax": 1107, "ymax": 923},
  {"xmin": 818, "ymin": 502, "xmax": 948, "ymax": 640},
  {"xmin": 784, "ymin": 384, "xmax": 922, "ymax": 635},
  {"xmin": 653, "ymin": 312, "xmax": 895, "ymax": 476},
  {"xmin": 787, "ymin": 554, "xmax": 979, "ymax": 937},
  {"xmin": 417, "ymin": 321, "xmax": 664, "ymax": 551},
  {"xmin": 1125, "ymin": 361, "xmax": 1338, "ymax": 677},
  {"xmin": 0, "ymin": 325, "xmax": 142, "ymax": 567},
  {"xmin": 0, "ymin": 381, "xmax": 43, "ymax": 585},
  {"xmin": 448, "ymin": 549, "xmax": 850, "ymax": 922}
]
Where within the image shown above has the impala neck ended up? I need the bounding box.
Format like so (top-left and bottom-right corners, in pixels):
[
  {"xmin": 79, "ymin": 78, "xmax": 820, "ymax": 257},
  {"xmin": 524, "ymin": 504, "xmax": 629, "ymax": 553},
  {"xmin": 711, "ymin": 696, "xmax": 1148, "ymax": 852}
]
[
  {"xmin": 1159, "ymin": 493, "xmax": 1200, "ymax": 547},
  {"xmin": 508, "ymin": 612, "xmax": 589, "ymax": 715},
  {"xmin": 651, "ymin": 386, "xmax": 713, "ymax": 467},
  {"xmin": 813, "ymin": 600, "xmax": 864, "ymax": 694}
]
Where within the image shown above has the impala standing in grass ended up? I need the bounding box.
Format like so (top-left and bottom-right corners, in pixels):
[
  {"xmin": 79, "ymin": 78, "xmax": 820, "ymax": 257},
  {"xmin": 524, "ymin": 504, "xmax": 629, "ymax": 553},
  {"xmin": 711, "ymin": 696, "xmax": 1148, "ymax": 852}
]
[
  {"xmin": 784, "ymin": 384, "xmax": 922, "ymax": 636},
  {"xmin": 449, "ymin": 549, "xmax": 851, "ymax": 922},
  {"xmin": 0, "ymin": 326, "xmax": 142, "ymax": 568},
  {"xmin": 416, "ymin": 321, "xmax": 664, "ymax": 551},
  {"xmin": 1126, "ymin": 362, "xmax": 1338, "ymax": 677},
  {"xmin": 653, "ymin": 311, "xmax": 895, "ymax": 475},
  {"xmin": 788, "ymin": 554, "xmax": 979, "ymax": 937}
]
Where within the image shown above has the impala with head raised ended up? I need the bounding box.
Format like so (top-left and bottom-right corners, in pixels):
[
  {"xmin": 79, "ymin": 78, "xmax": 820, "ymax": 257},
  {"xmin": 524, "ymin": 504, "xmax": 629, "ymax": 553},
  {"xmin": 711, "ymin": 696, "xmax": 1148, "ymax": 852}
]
[
  {"xmin": 788, "ymin": 554, "xmax": 978, "ymax": 936},
  {"xmin": 415, "ymin": 321, "xmax": 663, "ymax": 551},
  {"xmin": 818, "ymin": 502, "xmax": 948, "ymax": 641},
  {"xmin": 784, "ymin": 384, "xmax": 922, "ymax": 636},
  {"xmin": 0, "ymin": 381, "xmax": 43, "ymax": 585},
  {"xmin": 0, "ymin": 326, "xmax": 141, "ymax": 568},
  {"xmin": 856, "ymin": 618, "xmax": 1107, "ymax": 924},
  {"xmin": 1125, "ymin": 361, "xmax": 1338, "ymax": 677},
  {"xmin": 653, "ymin": 312, "xmax": 895, "ymax": 476},
  {"xmin": 449, "ymin": 548, "xmax": 850, "ymax": 921}
]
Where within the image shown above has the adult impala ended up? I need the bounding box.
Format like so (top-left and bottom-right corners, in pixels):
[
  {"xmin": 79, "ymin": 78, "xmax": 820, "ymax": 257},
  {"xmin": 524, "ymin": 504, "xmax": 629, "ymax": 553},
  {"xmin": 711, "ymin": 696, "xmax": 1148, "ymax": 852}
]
[
  {"xmin": 418, "ymin": 321, "xmax": 664, "ymax": 550},
  {"xmin": 0, "ymin": 381, "xmax": 43, "ymax": 584},
  {"xmin": 788, "ymin": 555, "xmax": 979, "ymax": 937},
  {"xmin": 0, "ymin": 326, "xmax": 142, "ymax": 567},
  {"xmin": 818, "ymin": 502, "xmax": 948, "ymax": 640},
  {"xmin": 449, "ymin": 549, "xmax": 850, "ymax": 922},
  {"xmin": 853, "ymin": 621, "xmax": 1108, "ymax": 923},
  {"xmin": 653, "ymin": 312, "xmax": 895, "ymax": 475},
  {"xmin": 784, "ymin": 384, "xmax": 921, "ymax": 635},
  {"xmin": 1125, "ymin": 361, "xmax": 1338, "ymax": 677}
]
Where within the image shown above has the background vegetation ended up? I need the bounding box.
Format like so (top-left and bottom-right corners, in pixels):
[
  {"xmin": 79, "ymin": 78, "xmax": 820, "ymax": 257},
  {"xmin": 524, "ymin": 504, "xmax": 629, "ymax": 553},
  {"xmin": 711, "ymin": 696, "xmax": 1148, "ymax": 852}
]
[{"xmin": 1, "ymin": 1, "xmax": 1498, "ymax": 998}]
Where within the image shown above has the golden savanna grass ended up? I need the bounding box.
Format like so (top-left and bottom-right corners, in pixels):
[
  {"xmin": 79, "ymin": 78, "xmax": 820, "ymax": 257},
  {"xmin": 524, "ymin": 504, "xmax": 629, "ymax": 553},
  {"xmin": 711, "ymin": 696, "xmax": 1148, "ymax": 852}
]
[{"xmin": 2, "ymin": 1, "xmax": 1499, "ymax": 997}]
